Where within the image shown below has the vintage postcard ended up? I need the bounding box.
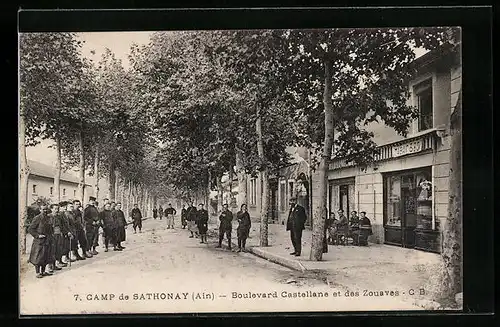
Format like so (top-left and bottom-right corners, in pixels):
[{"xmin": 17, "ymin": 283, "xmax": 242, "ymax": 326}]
[{"xmin": 19, "ymin": 24, "xmax": 463, "ymax": 315}]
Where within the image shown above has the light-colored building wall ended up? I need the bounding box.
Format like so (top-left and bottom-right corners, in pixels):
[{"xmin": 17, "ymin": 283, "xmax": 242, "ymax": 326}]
[{"xmin": 28, "ymin": 175, "xmax": 94, "ymax": 205}]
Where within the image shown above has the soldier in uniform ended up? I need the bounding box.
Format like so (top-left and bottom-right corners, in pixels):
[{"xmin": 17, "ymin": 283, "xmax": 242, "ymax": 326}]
[
  {"xmin": 130, "ymin": 204, "xmax": 143, "ymax": 233},
  {"xmin": 164, "ymin": 204, "xmax": 177, "ymax": 229},
  {"xmin": 71, "ymin": 199, "xmax": 89, "ymax": 259},
  {"xmin": 100, "ymin": 202, "xmax": 120, "ymax": 252},
  {"xmin": 185, "ymin": 202, "xmax": 198, "ymax": 238},
  {"xmin": 180, "ymin": 205, "xmax": 187, "ymax": 229},
  {"xmin": 196, "ymin": 203, "xmax": 209, "ymax": 244},
  {"xmin": 48, "ymin": 203, "xmax": 69, "ymax": 270},
  {"xmin": 28, "ymin": 203, "xmax": 53, "ymax": 278},
  {"xmin": 84, "ymin": 196, "xmax": 100, "ymax": 255},
  {"xmin": 286, "ymin": 197, "xmax": 307, "ymax": 257},
  {"xmin": 216, "ymin": 203, "xmax": 233, "ymax": 250},
  {"xmin": 236, "ymin": 204, "xmax": 251, "ymax": 252},
  {"xmin": 61, "ymin": 201, "xmax": 77, "ymax": 262},
  {"xmin": 113, "ymin": 202, "xmax": 127, "ymax": 250}
]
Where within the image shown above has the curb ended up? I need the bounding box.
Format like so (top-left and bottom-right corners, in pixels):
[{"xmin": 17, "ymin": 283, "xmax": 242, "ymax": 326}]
[{"xmin": 248, "ymin": 247, "xmax": 307, "ymax": 273}]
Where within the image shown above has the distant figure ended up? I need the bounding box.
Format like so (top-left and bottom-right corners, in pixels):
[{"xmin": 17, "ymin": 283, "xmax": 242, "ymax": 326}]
[
  {"xmin": 286, "ymin": 197, "xmax": 306, "ymax": 257},
  {"xmin": 186, "ymin": 202, "xmax": 198, "ymax": 238},
  {"xmin": 181, "ymin": 205, "xmax": 187, "ymax": 229},
  {"xmin": 153, "ymin": 206, "xmax": 158, "ymax": 220},
  {"xmin": 113, "ymin": 202, "xmax": 127, "ymax": 250},
  {"xmin": 236, "ymin": 204, "xmax": 251, "ymax": 252},
  {"xmin": 216, "ymin": 204, "xmax": 233, "ymax": 251},
  {"xmin": 165, "ymin": 204, "xmax": 177, "ymax": 229},
  {"xmin": 158, "ymin": 205, "xmax": 163, "ymax": 220},
  {"xmin": 130, "ymin": 204, "xmax": 143, "ymax": 233},
  {"xmin": 196, "ymin": 203, "xmax": 209, "ymax": 244}
]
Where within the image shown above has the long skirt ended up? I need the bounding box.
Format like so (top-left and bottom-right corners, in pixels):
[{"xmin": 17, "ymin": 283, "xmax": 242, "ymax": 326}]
[
  {"xmin": 237, "ymin": 227, "xmax": 249, "ymax": 240},
  {"xmin": 116, "ymin": 226, "xmax": 126, "ymax": 242},
  {"xmin": 28, "ymin": 238, "xmax": 51, "ymax": 266},
  {"xmin": 188, "ymin": 221, "xmax": 197, "ymax": 232}
]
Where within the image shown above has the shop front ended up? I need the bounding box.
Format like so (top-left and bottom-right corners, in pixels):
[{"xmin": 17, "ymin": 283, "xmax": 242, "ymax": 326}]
[{"xmin": 384, "ymin": 166, "xmax": 440, "ymax": 253}]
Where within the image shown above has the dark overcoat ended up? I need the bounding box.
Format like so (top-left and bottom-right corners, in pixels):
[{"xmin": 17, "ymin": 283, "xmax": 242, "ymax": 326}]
[
  {"xmin": 113, "ymin": 209, "xmax": 127, "ymax": 242},
  {"xmin": 219, "ymin": 210, "xmax": 233, "ymax": 231},
  {"xmin": 286, "ymin": 204, "xmax": 307, "ymax": 231},
  {"xmin": 196, "ymin": 209, "xmax": 209, "ymax": 234},
  {"xmin": 28, "ymin": 212, "xmax": 53, "ymax": 266},
  {"xmin": 236, "ymin": 211, "xmax": 251, "ymax": 239}
]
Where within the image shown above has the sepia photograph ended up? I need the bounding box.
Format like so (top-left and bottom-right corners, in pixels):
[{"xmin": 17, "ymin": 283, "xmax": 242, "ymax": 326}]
[{"xmin": 19, "ymin": 25, "xmax": 463, "ymax": 315}]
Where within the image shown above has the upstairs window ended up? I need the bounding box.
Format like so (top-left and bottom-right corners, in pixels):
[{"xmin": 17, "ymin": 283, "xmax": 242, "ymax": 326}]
[
  {"xmin": 63, "ymin": 188, "xmax": 66, "ymax": 196},
  {"xmin": 415, "ymin": 79, "xmax": 433, "ymax": 132},
  {"xmin": 32, "ymin": 185, "xmax": 37, "ymax": 194},
  {"xmin": 50, "ymin": 187, "xmax": 53, "ymax": 195}
]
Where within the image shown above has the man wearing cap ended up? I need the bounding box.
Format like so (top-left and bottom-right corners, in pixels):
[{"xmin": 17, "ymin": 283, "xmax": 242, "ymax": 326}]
[
  {"xmin": 286, "ymin": 197, "xmax": 307, "ymax": 256},
  {"xmin": 28, "ymin": 203, "xmax": 53, "ymax": 278},
  {"xmin": 84, "ymin": 196, "xmax": 100, "ymax": 255},
  {"xmin": 72, "ymin": 199, "xmax": 90, "ymax": 259},
  {"xmin": 196, "ymin": 203, "xmax": 209, "ymax": 244},
  {"xmin": 100, "ymin": 202, "xmax": 120, "ymax": 252},
  {"xmin": 216, "ymin": 203, "xmax": 233, "ymax": 250},
  {"xmin": 61, "ymin": 201, "xmax": 77, "ymax": 262},
  {"xmin": 48, "ymin": 203, "xmax": 68, "ymax": 271},
  {"xmin": 113, "ymin": 202, "xmax": 127, "ymax": 250},
  {"xmin": 185, "ymin": 202, "xmax": 198, "ymax": 238}
]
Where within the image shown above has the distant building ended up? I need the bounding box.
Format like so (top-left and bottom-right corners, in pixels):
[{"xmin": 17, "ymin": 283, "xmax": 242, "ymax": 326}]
[{"xmin": 27, "ymin": 160, "xmax": 94, "ymax": 205}]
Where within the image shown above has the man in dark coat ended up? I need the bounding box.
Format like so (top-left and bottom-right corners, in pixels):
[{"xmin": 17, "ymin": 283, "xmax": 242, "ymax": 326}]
[
  {"xmin": 26, "ymin": 198, "xmax": 43, "ymax": 232},
  {"xmin": 83, "ymin": 196, "xmax": 100, "ymax": 255},
  {"xmin": 71, "ymin": 199, "xmax": 89, "ymax": 259},
  {"xmin": 286, "ymin": 197, "xmax": 307, "ymax": 256},
  {"xmin": 165, "ymin": 204, "xmax": 177, "ymax": 229},
  {"xmin": 181, "ymin": 205, "xmax": 187, "ymax": 229},
  {"xmin": 358, "ymin": 211, "xmax": 373, "ymax": 246},
  {"xmin": 61, "ymin": 201, "xmax": 77, "ymax": 262},
  {"xmin": 216, "ymin": 203, "xmax": 233, "ymax": 250},
  {"xmin": 48, "ymin": 203, "xmax": 68, "ymax": 271},
  {"xmin": 153, "ymin": 206, "xmax": 158, "ymax": 220},
  {"xmin": 196, "ymin": 204, "xmax": 209, "ymax": 244},
  {"xmin": 28, "ymin": 203, "xmax": 53, "ymax": 278},
  {"xmin": 158, "ymin": 205, "xmax": 163, "ymax": 220},
  {"xmin": 130, "ymin": 204, "xmax": 143, "ymax": 233},
  {"xmin": 186, "ymin": 202, "xmax": 198, "ymax": 238},
  {"xmin": 100, "ymin": 203, "xmax": 120, "ymax": 252},
  {"xmin": 236, "ymin": 204, "xmax": 251, "ymax": 252},
  {"xmin": 113, "ymin": 202, "xmax": 127, "ymax": 250}
]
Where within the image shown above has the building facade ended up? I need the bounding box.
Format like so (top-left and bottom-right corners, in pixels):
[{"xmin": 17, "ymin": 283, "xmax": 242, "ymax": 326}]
[
  {"xmin": 320, "ymin": 44, "xmax": 461, "ymax": 253},
  {"xmin": 27, "ymin": 160, "xmax": 94, "ymax": 205}
]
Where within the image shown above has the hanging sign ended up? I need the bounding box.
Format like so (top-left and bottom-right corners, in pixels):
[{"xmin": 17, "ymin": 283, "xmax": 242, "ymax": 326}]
[{"xmin": 392, "ymin": 139, "xmax": 423, "ymax": 158}]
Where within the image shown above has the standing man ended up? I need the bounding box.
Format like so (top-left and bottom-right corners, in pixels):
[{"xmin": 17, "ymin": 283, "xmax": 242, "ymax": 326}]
[
  {"xmin": 186, "ymin": 202, "xmax": 197, "ymax": 238},
  {"xmin": 158, "ymin": 205, "xmax": 163, "ymax": 220},
  {"xmin": 83, "ymin": 196, "xmax": 100, "ymax": 255},
  {"xmin": 216, "ymin": 203, "xmax": 233, "ymax": 250},
  {"xmin": 286, "ymin": 197, "xmax": 307, "ymax": 257},
  {"xmin": 48, "ymin": 203, "xmax": 67, "ymax": 270},
  {"xmin": 196, "ymin": 203, "xmax": 209, "ymax": 244},
  {"xmin": 100, "ymin": 203, "xmax": 120, "ymax": 252},
  {"xmin": 165, "ymin": 204, "xmax": 177, "ymax": 229},
  {"xmin": 113, "ymin": 202, "xmax": 127, "ymax": 250},
  {"xmin": 180, "ymin": 205, "xmax": 187, "ymax": 229},
  {"xmin": 153, "ymin": 206, "xmax": 158, "ymax": 220},
  {"xmin": 236, "ymin": 204, "xmax": 251, "ymax": 252},
  {"xmin": 62, "ymin": 201, "xmax": 79, "ymax": 262},
  {"xmin": 28, "ymin": 203, "xmax": 53, "ymax": 278},
  {"xmin": 130, "ymin": 204, "xmax": 143, "ymax": 233},
  {"xmin": 72, "ymin": 199, "xmax": 89, "ymax": 259}
]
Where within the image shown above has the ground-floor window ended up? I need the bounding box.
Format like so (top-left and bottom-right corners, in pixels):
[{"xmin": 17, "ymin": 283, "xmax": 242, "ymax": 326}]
[
  {"xmin": 279, "ymin": 180, "xmax": 286, "ymax": 212},
  {"xmin": 328, "ymin": 178, "xmax": 355, "ymax": 218},
  {"xmin": 383, "ymin": 167, "xmax": 440, "ymax": 253},
  {"xmin": 249, "ymin": 178, "xmax": 257, "ymax": 206}
]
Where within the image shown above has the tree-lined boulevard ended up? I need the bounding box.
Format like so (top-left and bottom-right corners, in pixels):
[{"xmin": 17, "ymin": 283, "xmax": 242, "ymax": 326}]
[{"xmin": 19, "ymin": 27, "xmax": 462, "ymax": 309}]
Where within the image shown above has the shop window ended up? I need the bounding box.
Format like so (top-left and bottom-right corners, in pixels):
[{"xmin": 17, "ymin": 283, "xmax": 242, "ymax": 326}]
[
  {"xmin": 288, "ymin": 181, "xmax": 294, "ymax": 198},
  {"xmin": 386, "ymin": 176, "xmax": 402, "ymax": 227},
  {"xmin": 415, "ymin": 79, "xmax": 433, "ymax": 132},
  {"xmin": 416, "ymin": 172, "xmax": 434, "ymax": 230},
  {"xmin": 250, "ymin": 179, "xmax": 257, "ymax": 206}
]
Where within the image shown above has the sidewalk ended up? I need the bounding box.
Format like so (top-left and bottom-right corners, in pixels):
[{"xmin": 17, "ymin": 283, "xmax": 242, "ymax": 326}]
[{"xmin": 209, "ymin": 221, "xmax": 450, "ymax": 310}]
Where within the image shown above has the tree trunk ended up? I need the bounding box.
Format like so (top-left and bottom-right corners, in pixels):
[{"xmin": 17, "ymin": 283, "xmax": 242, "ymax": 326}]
[
  {"xmin": 94, "ymin": 146, "xmax": 100, "ymax": 201},
  {"xmin": 206, "ymin": 170, "xmax": 211, "ymax": 207},
  {"xmin": 108, "ymin": 161, "xmax": 116, "ymax": 202},
  {"xmin": 310, "ymin": 59, "xmax": 334, "ymax": 261},
  {"xmin": 54, "ymin": 136, "xmax": 62, "ymax": 203},
  {"xmin": 440, "ymin": 89, "xmax": 462, "ymax": 301},
  {"xmin": 77, "ymin": 128, "xmax": 85, "ymax": 204},
  {"xmin": 229, "ymin": 167, "xmax": 234, "ymax": 208},
  {"xmin": 19, "ymin": 111, "xmax": 29, "ymax": 254},
  {"xmin": 235, "ymin": 150, "xmax": 248, "ymax": 208},
  {"xmin": 114, "ymin": 170, "xmax": 119, "ymax": 202},
  {"xmin": 256, "ymin": 103, "xmax": 269, "ymax": 247},
  {"xmin": 217, "ymin": 177, "xmax": 223, "ymax": 213}
]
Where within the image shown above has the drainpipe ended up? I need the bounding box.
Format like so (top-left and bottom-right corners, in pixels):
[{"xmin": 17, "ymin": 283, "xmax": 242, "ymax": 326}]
[{"xmin": 431, "ymin": 165, "xmax": 436, "ymax": 230}]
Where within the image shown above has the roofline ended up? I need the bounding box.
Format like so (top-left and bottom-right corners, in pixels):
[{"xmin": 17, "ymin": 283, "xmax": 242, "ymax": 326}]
[{"xmin": 28, "ymin": 172, "xmax": 93, "ymax": 186}]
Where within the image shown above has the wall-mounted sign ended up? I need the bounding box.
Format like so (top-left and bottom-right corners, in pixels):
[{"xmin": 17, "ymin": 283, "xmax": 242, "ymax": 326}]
[{"xmin": 392, "ymin": 139, "xmax": 423, "ymax": 158}]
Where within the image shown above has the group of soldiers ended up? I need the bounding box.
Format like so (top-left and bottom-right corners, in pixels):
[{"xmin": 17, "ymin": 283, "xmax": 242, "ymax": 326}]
[{"xmin": 27, "ymin": 196, "xmax": 144, "ymax": 279}]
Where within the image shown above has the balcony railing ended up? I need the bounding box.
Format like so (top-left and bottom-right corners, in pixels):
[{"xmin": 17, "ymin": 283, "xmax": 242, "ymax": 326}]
[{"xmin": 329, "ymin": 129, "xmax": 438, "ymax": 170}]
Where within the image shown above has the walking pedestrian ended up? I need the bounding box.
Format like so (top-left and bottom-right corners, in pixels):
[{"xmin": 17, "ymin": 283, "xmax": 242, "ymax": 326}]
[
  {"xmin": 153, "ymin": 206, "xmax": 158, "ymax": 220},
  {"xmin": 236, "ymin": 204, "xmax": 251, "ymax": 252},
  {"xmin": 83, "ymin": 196, "xmax": 100, "ymax": 256},
  {"xmin": 28, "ymin": 203, "xmax": 53, "ymax": 278},
  {"xmin": 186, "ymin": 202, "xmax": 198, "ymax": 238},
  {"xmin": 71, "ymin": 199, "xmax": 89, "ymax": 259},
  {"xmin": 286, "ymin": 197, "xmax": 307, "ymax": 257},
  {"xmin": 130, "ymin": 204, "xmax": 143, "ymax": 233},
  {"xmin": 158, "ymin": 205, "xmax": 163, "ymax": 220},
  {"xmin": 196, "ymin": 203, "xmax": 209, "ymax": 244},
  {"xmin": 164, "ymin": 204, "xmax": 177, "ymax": 229},
  {"xmin": 180, "ymin": 205, "xmax": 187, "ymax": 229},
  {"xmin": 216, "ymin": 203, "xmax": 233, "ymax": 250},
  {"xmin": 113, "ymin": 202, "xmax": 127, "ymax": 250},
  {"xmin": 100, "ymin": 203, "xmax": 120, "ymax": 252}
]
